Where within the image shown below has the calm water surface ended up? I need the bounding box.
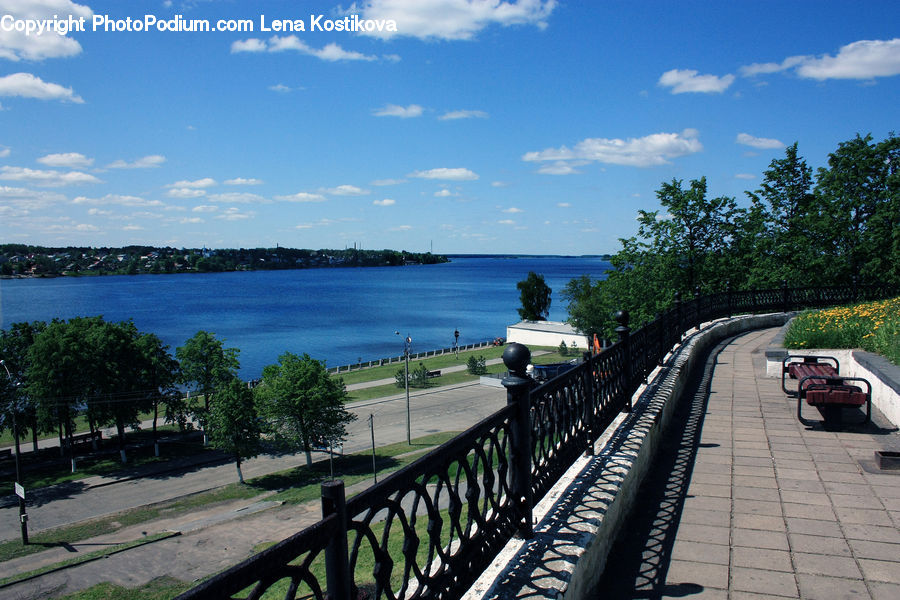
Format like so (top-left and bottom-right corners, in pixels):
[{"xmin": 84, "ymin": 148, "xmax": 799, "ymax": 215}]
[{"xmin": 0, "ymin": 257, "xmax": 609, "ymax": 378}]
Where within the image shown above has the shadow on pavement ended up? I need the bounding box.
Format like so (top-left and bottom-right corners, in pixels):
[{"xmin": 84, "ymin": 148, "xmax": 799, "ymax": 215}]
[{"xmin": 593, "ymin": 335, "xmax": 730, "ymax": 599}]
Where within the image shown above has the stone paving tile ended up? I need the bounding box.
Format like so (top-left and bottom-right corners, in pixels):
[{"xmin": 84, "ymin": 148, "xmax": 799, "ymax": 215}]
[
  {"xmin": 734, "ymin": 465, "xmax": 776, "ymax": 478},
  {"xmin": 776, "ymin": 478, "xmax": 825, "ymax": 493},
  {"xmin": 676, "ymin": 523, "xmax": 731, "ymax": 546},
  {"xmin": 780, "ymin": 490, "xmax": 833, "ymax": 506},
  {"xmin": 671, "ymin": 539, "xmax": 730, "ymax": 566},
  {"xmin": 688, "ymin": 482, "xmax": 732, "ymax": 498},
  {"xmin": 683, "ymin": 495, "xmax": 732, "ymax": 513},
  {"xmin": 733, "ymin": 455, "xmax": 774, "ymax": 467},
  {"xmin": 734, "ymin": 498, "xmax": 784, "ymax": 517},
  {"xmin": 733, "ymin": 527, "xmax": 790, "ymax": 551},
  {"xmin": 775, "ymin": 467, "xmax": 820, "ymax": 481},
  {"xmin": 833, "ymin": 505, "xmax": 895, "ymax": 526},
  {"xmin": 842, "ymin": 523, "xmax": 900, "ymax": 543},
  {"xmin": 858, "ymin": 559, "xmax": 900, "ymax": 584},
  {"xmin": 785, "ymin": 517, "xmax": 843, "ymax": 537},
  {"xmin": 820, "ymin": 470, "xmax": 868, "ymax": 483},
  {"xmin": 831, "ymin": 493, "xmax": 885, "ymax": 510},
  {"xmin": 788, "ymin": 533, "xmax": 853, "ymax": 557},
  {"xmin": 679, "ymin": 507, "xmax": 731, "ymax": 527},
  {"xmin": 733, "ymin": 475, "xmax": 778, "ymax": 489},
  {"xmin": 783, "ymin": 501, "xmax": 836, "ymax": 520},
  {"xmin": 870, "ymin": 581, "xmax": 900, "ymax": 600},
  {"xmin": 846, "ymin": 538, "xmax": 900, "ymax": 561},
  {"xmin": 793, "ymin": 552, "xmax": 863, "ymax": 578},
  {"xmin": 734, "ymin": 486, "xmax": 782, "ymax": 502},
  {"xmin": 733, "ymin": 513, "xmax": 785, "ymax": 532},
  {"xmin": 664, "ymin": 559, "xmax": 729, "ymax": 590},
  {"xmin": 796, "ymin": 574, "xmax": 873, "ymax": 600},
  {"xmin": 731, "ymin": 546, "xmax": 792, "ymax": 571},
  {"xmin": 731, "ymin": 566, "xmax": 798, "ymax": 597}
]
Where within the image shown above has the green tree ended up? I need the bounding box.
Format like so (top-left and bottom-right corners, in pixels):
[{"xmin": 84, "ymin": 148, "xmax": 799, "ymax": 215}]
[
  {"xmin": 517, "ymin": 271, "xmax": 552, "ymax": 321},
  {"xmin": 466, "ymin": 355, "xmax": 487, "ymax": 375},
  {"xmin": 814, "ymin": 133, "xmax": 900, "ymax": 285},
  {"xmin": 743, "ymin": 142, "xmax": 817, "ymax": 287},
  {"xmin": 135, "ymin": 332, "xmax": 181, "ymax": 456},
  {"xmin": 207, "ymin": 379, "xmax": 262, "ymax": 483},
  {"xmin": 176, "ymin": 331, "xmax": 240, "ymax": 443},
  {"xmin": 0, "ymin": 321, "xmax": 48, "ymax": 452},
  {"xmin": 254, "ymin": 352, "xmax": 355, "ymax": 467}
]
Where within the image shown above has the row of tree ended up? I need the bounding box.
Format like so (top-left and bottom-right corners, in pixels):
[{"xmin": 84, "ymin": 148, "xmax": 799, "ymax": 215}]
[
  {"xmin": 565, "ymin": 132, "xmax": 900, "ymax": 338},
  {"xmin": 0, "ymin": 319, "xmax": 354, "ymax": 481}
]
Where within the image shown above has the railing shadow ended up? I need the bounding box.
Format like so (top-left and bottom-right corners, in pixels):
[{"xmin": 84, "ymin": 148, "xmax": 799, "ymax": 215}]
[{"xmin": 592, "ymin": 335, "xmax": 731, "ymax": 599}]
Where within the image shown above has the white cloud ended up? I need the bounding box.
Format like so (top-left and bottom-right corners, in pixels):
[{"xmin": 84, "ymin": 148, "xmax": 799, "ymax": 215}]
[
  {"xmin": 409, "ymin": 167, "xmax": 479, "ymax": 180},
  {"xmin": 523, "ymin": 129, "xmax": 703, "ymax": 168},
  {"xmin": 233, "ymin": 35, "xmax": 377, "ymax": 61},
  {"xmin": 207, "ymin": 192, "xmax": 267, "ymax": 204},
  {"xmin": 658, "ymin": 69, "xmax": 735, "ymax": 94},
  {"xmin": 498, "ymin": 219, "xmax": 516, "ymax": 225},
  {"xmin": 215, "ymin": 207, "xmax": 254, "ymax": 221},
  {"xmin": 108, "ymin": 155, "xmax": 166, "ymax": 169},
  {"xmin": 536, "ymin": 161, "xmax": 582, "ymax": 175},
  {"xmin": 37, "ymin": 152, "xmax": 93, "ymax": 168},
  {"xmin": 439, "ymin": 109, "xmax": 489, "ymax": 120},
  {"xmin": 192, "ymin": 205, "xmax": 218, "ymax": 213},
  {"xmin": 274, "ymin": 192, "xmax": 326, "ymax": 202},
  {"xmin": 321, "ymin": 184, "xmax": 370, "ymax": 196},
  {"xmin": 0, "ymin": 166, "xmax": 100, "ymax": 186},
  {"xmin": 167, "ymin": 188, "xmax": 206, "ymax": 199},
  {"xmin": 434, "ymin": 189, "xmax": 455, "ymax": 197},
  {"xmin": 373, "ymin": 103, "xmax": 424, "ymax": 118},
  {"xmin": 557, "ymin": 202, "xmax": 571, "ymax": 207},
  {"xmin": 503, "ymin": 207, "xmax": 523, "ymax": 213},
  {"xmin": 0, "ymin": 146, "xmax": 9, "ymax": 158},
  {"xmin": 0, "ymin": 0, "xmax": 92, "ymax": 61},
  {"xmin": 736, "ymin": 133, "xmax": 784, "ymax": 149},
  {"xmin": 230, "ymin": 38, "xmax": 267, "ymax": 53},
  {"xmin": 735, "ymin": 173, "xmax": 756, "ymax": 180},
  {"xmin": 72, "ymin": 194, "xmax": 163, "ymax": 207},
  {"xmin": 346, "ymin": 0, "xmax": 557, "ymax": 40},
  {"xmin": 0, "ymin": 72, "xmax": 83, "ymax": 103},
  {"xmin": 491, "ymin": 181, "xmax": 509, "ymax": 188},
  {"xmin": 742, "ymin": 39, "xmax": 900, "ymax": 81},
  {"xmin": 268, "ymin": 84, "xmax": 292, "ymax": 93},
  {"xmin": 168, "ymin": 177, "xmax": 216, "ymax": 188},
  {"xmin": 391, "ymin": 225, "xmax": 412, "ymax": 231},
  {"xmin": 224, "ymin": 177, "xmax": 263, "ymax": 186},
  {"xmin": 180, "ymin": 217, "xmax": 204, "ymax": 224},
  {"xmin": 373, "ymin": 198, "xmax": 395, "ymax": 206},
  {"xmin": 0, "ymin": 185, "xmax": 66, "ymax": 211},
  {"xmin": 372, "ymin": 178, "xmax": 407, "ymax": 186}
]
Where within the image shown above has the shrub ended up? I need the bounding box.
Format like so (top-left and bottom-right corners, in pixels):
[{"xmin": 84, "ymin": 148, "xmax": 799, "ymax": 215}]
[
  {"xmin": 466, "ymin": 355, "xmax": 487, "ymax": 375},
  {"xmin": 558, "ymin": 340, "xmax": 569, "ymax": 356}
]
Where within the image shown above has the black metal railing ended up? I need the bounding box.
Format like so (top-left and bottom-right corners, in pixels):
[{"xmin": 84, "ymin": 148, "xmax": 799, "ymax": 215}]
[{"xmin": 176, "ymin": 282, "xmax": 897, "ymax": 600}]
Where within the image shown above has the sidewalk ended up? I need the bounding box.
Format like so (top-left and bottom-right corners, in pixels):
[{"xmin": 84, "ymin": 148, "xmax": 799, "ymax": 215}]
[{"xmin": 599, "ymin": 328, "xmax": 900, "ymax": 599}]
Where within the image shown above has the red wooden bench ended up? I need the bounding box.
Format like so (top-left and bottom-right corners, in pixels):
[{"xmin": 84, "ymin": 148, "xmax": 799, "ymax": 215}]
[{"xmin": 781, "ymin": 355, "xmax": 871, "ymax": 430}]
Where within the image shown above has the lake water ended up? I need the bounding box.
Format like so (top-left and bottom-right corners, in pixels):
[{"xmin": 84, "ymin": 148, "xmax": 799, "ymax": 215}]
[{"xmin": 0, "ymin": 256, "xmax": 610, "ymax": 378}]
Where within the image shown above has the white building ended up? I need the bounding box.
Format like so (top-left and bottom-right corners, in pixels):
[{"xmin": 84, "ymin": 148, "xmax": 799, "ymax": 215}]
[{"xmin": 506, "ymin": 320, "xmax": 590, "ymax": 350}]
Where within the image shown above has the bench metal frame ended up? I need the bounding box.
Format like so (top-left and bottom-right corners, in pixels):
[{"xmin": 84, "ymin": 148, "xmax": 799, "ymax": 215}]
[
  {"xmin": 781, "ymin": 354, "xmax": 840, "ymax": 397},
  {"xmin": 796, "ymin": 375, "xmax": 872, "ymax": 429}
]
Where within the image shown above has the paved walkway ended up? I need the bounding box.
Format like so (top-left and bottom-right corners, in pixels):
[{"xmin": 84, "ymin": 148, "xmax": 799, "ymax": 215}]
[{"xmin": 599, "ymin": 328, "xmax": 900, "ymax": 599}]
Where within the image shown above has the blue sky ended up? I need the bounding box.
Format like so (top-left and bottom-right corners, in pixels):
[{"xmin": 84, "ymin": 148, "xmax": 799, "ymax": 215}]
[{"xmin": 1, "ymin": 0, "xmax": 898, "ymax": 255}]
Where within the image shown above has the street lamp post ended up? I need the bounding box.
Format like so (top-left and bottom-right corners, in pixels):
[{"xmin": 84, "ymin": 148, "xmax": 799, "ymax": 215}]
[
  {"xmin": 454, "ymin": 329, "xmax": 460, "ymax": 359},
  {"xmin": 1, "ymin": 360, "xmax": 28, "ymax": 544},
  {"xmin": 395, "ymin": 331, "xmax": 412, "ymax": 444}
]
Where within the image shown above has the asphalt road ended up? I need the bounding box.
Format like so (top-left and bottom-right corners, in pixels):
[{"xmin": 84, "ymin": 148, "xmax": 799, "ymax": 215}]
[{"xmin": 0, "ymin": 381, "xmax": 506, "ymax": 541}]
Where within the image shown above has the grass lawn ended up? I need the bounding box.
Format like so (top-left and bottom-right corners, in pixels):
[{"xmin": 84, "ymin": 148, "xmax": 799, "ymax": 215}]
[{"xmin": 0, "ymin": 433, "xmax": 457, "ymax": 565}]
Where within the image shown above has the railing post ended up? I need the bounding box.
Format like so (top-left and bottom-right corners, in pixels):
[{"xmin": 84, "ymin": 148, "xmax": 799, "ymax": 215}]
[
  {"xmin": 582, "ymin": 350, "xmax": 595, "ymax": 455},
  {"xmin": 694, "ymin": 285, "xmax": 702, "ymax": 331},
  {"xmin": 781, "ymin": 279, "xmax": 789, "ymax": 313},
  {"xmin": 725, "ymin": 281, "xmax": 732, "ymax": 319},
  {"xmin": 321, "ymin": 480, "xmax": 351, "ymax": 600},
  {"xmin": 674, "ymin": 291, "xmax": 683, "ymax": 339},
  {"xmin": 615, "ymin": 310, "xmax": 632, "ymax": 412},
  {"xmin": 502, "ymin": 343, "xmax": 534, "ymax": 539}
]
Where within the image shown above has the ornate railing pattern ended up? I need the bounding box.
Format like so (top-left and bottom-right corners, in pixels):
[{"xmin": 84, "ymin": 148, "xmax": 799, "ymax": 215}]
[{"xmin": 176, "ymin": 283, "xmax": 897, "ymax": 600}]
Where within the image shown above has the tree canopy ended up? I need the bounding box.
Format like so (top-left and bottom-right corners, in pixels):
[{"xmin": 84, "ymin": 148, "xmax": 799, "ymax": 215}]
[
  {"xmin": 254, "ymin": 352, "xmax": 355, "ymax": 467},
  {"xmin": 517, "ymin": 271, "xmax": 552, "ymax": 321},
  {"xmin": 565, "ymin": 132, "xmax": 900, "ymax": 338}
]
